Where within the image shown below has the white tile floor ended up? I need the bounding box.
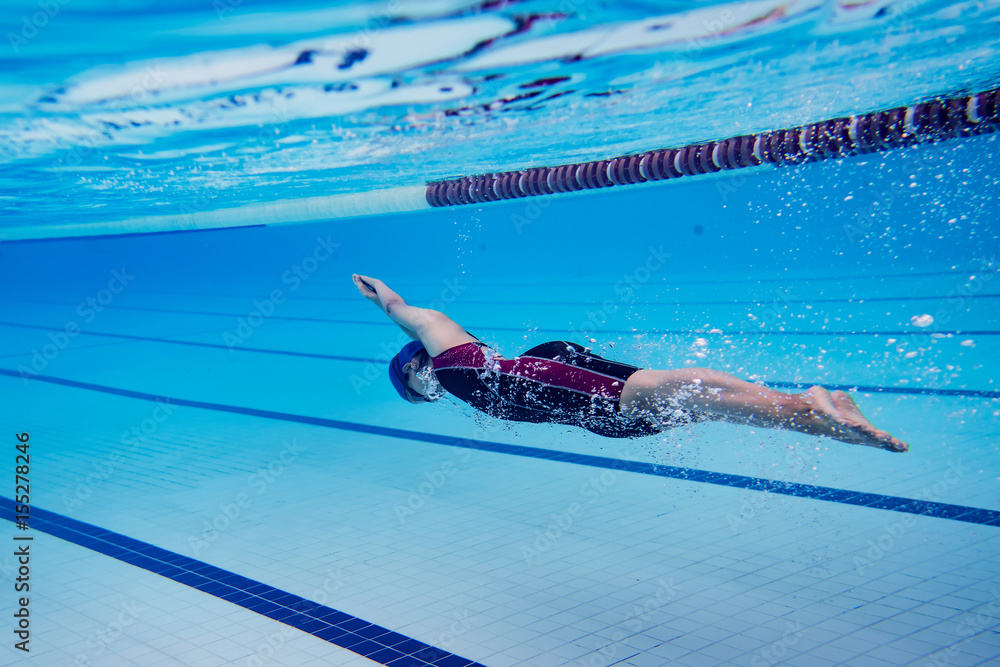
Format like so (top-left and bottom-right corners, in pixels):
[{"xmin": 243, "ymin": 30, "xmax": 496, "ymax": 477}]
[{"xmin": 0, "ymin": 531, "xmax": 383, "ymax": 667}]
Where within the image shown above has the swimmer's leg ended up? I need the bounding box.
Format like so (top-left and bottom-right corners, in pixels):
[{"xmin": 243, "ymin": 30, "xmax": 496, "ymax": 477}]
[{"xmin": 619, "ymin": 368, "xmax": 908, "ymax": 452}]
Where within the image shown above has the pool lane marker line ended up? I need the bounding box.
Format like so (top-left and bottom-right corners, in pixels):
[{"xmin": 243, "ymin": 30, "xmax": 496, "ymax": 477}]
[
  {"xmin": 0, "ymin": 321, "xmax": 374, "ymax": 364},
  {"xmin": 2, "ymin": 368, "xmax": 998, "ymax": 527},
  {"xmin": 8, "ymin": 300, "xmax": 1000, "ymax": 337},
  {"xmin": 36, "ymin": 291, "xmax": 1000, "ymax": 307},
  {"xmin": 426, "ymin": 87, "xmax": 1000, "ymax": 207},
  {"xmin": 0, "ymin": 322, "xmax": 997, "ymax": 399},
  {"xmin": 82, "ymin": 266, "xmax": 1000, "ymax": 293},
  {"xmin": 0, "ymin": 497, "xmax": 486, "ymax": 667}
]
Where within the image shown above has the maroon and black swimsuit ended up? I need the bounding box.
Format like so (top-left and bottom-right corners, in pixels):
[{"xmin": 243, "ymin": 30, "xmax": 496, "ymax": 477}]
[{"xmin": 432, "ymin": 340, "xmax": 703, "ymax": 438}]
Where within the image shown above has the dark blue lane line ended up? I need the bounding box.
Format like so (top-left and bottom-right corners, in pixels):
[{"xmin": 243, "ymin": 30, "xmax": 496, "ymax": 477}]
[
  {"xmin": 0, "ymin": 497, "xmax": 485, "ymax": 667},
  {"xmin": 0, "ymin": 321, "xmax": 378, "ymax": 364},
  {"xmin": 762, "ymin": 381, "xmax": 999, "ymax": 400},
  {"xmin": 520, "ymin": 268, "xmax": 1000, "ymax": 286},
  {"xmin": 22, "ymin": 299, "xmax": 355, "ymax": 324},
  {"xmin": 419, "ymin": 294, "xmax": 1000, "ymax": 306},
  {"xmin": 2, "ymin": 368, "xmax": 997, "ymax": 527},
  {"xmin": 72, "ymin": 289, "xmax": 1000, "ymax": 306},
  {"xmin": 211, "ymin": 268, "xmax": 1000, "ymax": 288},
  {"xmin": 0, "ymin": 325, "xmax": 994, "ymax": 399},
  {"xmin": 7, "ymin": 301, "xmax": 1000, "ymax": 336},
  {"xmin": 0, "ymin": 336, "xmax": 138, "ymax": 360}
]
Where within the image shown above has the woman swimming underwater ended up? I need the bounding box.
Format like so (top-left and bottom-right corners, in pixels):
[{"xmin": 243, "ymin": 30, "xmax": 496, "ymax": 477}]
[{"xmin": 353, "ymin": 274, "xmax": 909, "ymax": 452}]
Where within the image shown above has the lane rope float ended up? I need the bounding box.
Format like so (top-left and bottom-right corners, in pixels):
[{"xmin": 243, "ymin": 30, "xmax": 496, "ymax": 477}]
[
  {"xmin": 7, "ymin": 87, "xmax": 997, "ymax": 241},
  {"xmin": 426, "ymin": 87, "xmax": 1000, "ymax": 207}
]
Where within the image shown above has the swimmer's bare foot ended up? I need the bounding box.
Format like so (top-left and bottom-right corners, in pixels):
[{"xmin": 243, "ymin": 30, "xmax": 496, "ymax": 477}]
[{"xmin": 801, "ymin": 387, "xmax": 909, "ymax": 452}]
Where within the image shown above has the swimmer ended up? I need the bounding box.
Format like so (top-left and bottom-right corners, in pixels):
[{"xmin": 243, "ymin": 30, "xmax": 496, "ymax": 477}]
[{"xmin": 353, "ymin": 274, "xmax": 909, "ymax": 452}]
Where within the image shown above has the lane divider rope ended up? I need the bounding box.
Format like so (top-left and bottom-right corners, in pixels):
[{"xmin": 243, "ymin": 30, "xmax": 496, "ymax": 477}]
[{"xmin": 426, "ymin": 87, "xmax": 1000, "ymax": 207}]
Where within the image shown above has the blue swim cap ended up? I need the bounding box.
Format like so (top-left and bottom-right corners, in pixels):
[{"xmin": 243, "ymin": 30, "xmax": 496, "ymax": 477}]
[{"xmin": 389, "ymin": 341, "xmax": 427, "ymax": 401}]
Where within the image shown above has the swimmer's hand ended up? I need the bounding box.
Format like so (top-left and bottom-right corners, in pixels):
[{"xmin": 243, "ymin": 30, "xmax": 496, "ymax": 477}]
[
  {"xmin": 352, "ymin": 274, "xmax": 382, "ymax": 305},
  {"xmin": 353, "ymin": 275, "xmax": 411, "ymax": 322}
]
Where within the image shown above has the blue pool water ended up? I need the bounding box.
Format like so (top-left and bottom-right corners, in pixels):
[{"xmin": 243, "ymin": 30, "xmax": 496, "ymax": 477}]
[{"xmin": 2, "ymin": 1, "xmax": 1000, "ymax": 666}]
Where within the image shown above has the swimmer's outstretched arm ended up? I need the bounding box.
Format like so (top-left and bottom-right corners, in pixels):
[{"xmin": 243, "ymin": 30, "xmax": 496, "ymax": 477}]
[
  {"xmin": 351, "ymin": 274, "xmax": 476, "ymax": 356},
  {"xmin": 352, "ymin": 274, "xmax": 420, "ymax": 340}
]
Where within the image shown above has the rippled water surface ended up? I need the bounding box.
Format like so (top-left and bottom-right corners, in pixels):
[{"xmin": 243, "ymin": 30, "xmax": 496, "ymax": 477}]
[{"xmin": 2, "ymin": 0, "xmax": 1000, "ymax": 233}]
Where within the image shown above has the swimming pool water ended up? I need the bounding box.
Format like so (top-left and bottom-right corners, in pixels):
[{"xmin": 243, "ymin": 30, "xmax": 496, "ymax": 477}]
[{"xmin": 2, "ymin": 0, "xmax": 1000, "ymax": 666}]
